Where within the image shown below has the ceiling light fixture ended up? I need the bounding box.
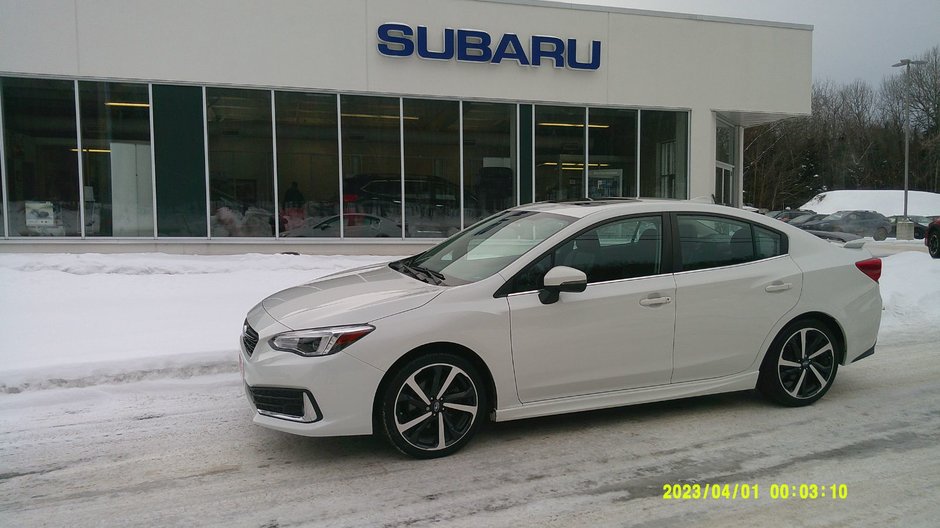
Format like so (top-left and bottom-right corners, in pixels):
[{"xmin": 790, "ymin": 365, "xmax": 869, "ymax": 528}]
[
  {"xmin": 341, "ymin": 113, "xmax": 419, "ymax": 121},
  {"xmin": 105, "ymin": 102, "xmax": 150, "ymax": 108},
  {"xmin": 537, "ymin": 122, "xmax": 609, "ymax": 129}
]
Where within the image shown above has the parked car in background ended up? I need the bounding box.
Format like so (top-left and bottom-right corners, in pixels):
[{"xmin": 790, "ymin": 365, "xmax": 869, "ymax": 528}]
[
  {"xmin": 805, "ymin": 230, "xmax": 862, "ymax": 243},
  {"xmin": 927, "ymin": 217, "xmax": 940, "ymax": 258},
  {"xmin": 887, "ymin": 215, "xmax": 931, "ymax": 239},
  {"xmin": 800, "ymin": 210, "xmax": 891, "ymax": 241},
  {"xmin": 788, "ymin": 213, "xmax": 828, "ymax": 228},
  {"xmin": 240, "ymin": 199, "xmax": 883, "ymax": 458},
  {"xmin": 282, "ymin": 213, "xmax": 403, "ymax": 238},
  {"xmin": 771, "ymin": 209, "xmax": 816, "ymax": 223}
]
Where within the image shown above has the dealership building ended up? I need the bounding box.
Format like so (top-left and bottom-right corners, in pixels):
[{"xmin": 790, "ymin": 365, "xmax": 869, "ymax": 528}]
[{"xmin": 0, "ymin": 0, "xmax": 811, "ymax": 254}]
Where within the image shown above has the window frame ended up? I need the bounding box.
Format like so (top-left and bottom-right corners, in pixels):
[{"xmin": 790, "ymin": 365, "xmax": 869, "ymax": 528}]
[
  {"xmin": 669, "ymin": 212, "xmax": 789, "ymax": 273},
  {"xmin": 495, "ymin": 212, "xmax": 674, "ymax": 297}
]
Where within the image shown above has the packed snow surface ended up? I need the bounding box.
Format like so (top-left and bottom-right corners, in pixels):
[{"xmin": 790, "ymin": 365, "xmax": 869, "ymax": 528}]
[
  {"xmin": 0, "ymin": 248, "xmax": 935, "ymax": 392},
  {"xmin": 0, "ymin": 253, "xmax": 396, "ymax": 391},
  {"xmin": 800, "ymin": 189, "xmax": 940, "ymax": 216}
]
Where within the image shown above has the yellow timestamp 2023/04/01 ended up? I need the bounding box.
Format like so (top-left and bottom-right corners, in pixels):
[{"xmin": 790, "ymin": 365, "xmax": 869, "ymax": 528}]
[{"xmin": 662, "ymin": 483, "xmax": 849, "ymax": 500}]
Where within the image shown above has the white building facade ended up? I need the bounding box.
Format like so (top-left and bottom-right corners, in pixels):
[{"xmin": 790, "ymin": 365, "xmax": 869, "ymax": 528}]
[{"xmin": 0, "ymin": 0, "xmax": 811, "ymax": 253}]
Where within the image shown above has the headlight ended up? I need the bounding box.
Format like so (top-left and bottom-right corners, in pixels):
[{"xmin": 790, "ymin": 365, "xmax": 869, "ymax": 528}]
[{"xmin": 269, "ymin": 324, "xmax": 375, "ymax": 357}]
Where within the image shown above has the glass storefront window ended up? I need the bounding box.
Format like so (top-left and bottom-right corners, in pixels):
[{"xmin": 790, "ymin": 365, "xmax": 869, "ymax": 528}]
[
  {"xmin": 153, "ymin": 84, "xmax": 207, "ymax": 237},
  {"xmin": 535, "ymin": 106, "xmax": 585, "ymax": 201},
  {"xmin": 2, "ymin": 77, "xmax": 80, "ymax": 236},
  {"xmin": 716, "ymin": 121, "xmax": 735, "ymax": 164},
  {"xmin": 1, "ymin": 135, "xmax": 5, "ymax": 237},
  {"xmin": 207, "ymin": 88, "xmax": 275, "ymax": 237},
  {"xmin": 0, "ymin": 74, "xmax": 699, "ymax": 242},
  {"xmin": 588, "ymin": 108, "xmax": 637, "ymax": 198},
  {"xmin": 715, "ymin": 120, "xmax": 736, "ymax": 206},
  {"xmin": 78, "ymin": 81, "xmax": 153, "ymax": 237},
  {"xmin": 340, "ymin": 95, "xmax": 403, "ymax": 238},
  {"xmin": 519, "ymin": 105, "xmax": 533, "ymax": 204},
  {"xmin": 640, "ymin": 110, "xmax": 688, "ymax": 199},
  {"xmin": 463, "ymin": 102, "xmax": 517, "ymax": 226},
  {"xmin": 403, "ymin": 98, "xmax": 460, "ymax": 238},
  {"xmin": 275, "ymin": 92, "xmax": 340, "ymax": 238}
]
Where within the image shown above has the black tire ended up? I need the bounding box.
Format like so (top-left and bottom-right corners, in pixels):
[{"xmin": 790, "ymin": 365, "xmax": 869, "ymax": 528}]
[
  {"xmin": 758, "ymin": 319, "xmax": 840, "ymax": 407},
  {"xmin": 929, "ymin": 231, "xmax": 940, "ymax": 259},
  {"xmin": 378, "ymin": 353, "xmax": 486, "ymax": 459},
  {"xmin": 874, "ymin": 227, "xmax": 887, "ymax": 241}
]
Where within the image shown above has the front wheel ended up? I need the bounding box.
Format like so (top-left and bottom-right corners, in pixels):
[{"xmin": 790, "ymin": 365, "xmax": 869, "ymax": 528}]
[
  {"xmin": 378, "ymin": 353, "xmax": 486, "ymax": 458},
  {"xmin": 874, "ymin": 227, "xmax": 887, "ymax": 241},
  {"xmin": 929, "ymin": 231, "xmax": 940, "ymax": 259},
  {"xmin": 758, "ymin": 320, "xmax": 840, "ymax": 406}
]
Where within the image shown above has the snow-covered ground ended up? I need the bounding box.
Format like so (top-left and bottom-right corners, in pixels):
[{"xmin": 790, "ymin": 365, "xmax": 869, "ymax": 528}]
[
  {"xmin": 800, "ymin": 189, "xmax": 940, "ymax": 216},
  {"xmin": 0, "ymin": 246, "xmax": 936, "ymax": 393},
  {"xmin": 1, "ymin": 249, "xmax": 938, "ymax": 527},
  {"xmin": 0, "ymin": 253, "xmax": 396, "ymax": 392}
]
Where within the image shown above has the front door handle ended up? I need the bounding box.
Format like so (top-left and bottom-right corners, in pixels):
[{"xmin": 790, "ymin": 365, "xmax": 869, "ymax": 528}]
[
  {"xmin": 639, "ymin": 296, "xmax": 672, "ymax": 307},
  {"xmin": 765, "ymin": 282, "xmax": 792, "ymax": 293}
]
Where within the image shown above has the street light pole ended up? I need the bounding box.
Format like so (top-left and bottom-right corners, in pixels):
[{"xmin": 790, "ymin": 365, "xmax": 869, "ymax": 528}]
[{"xmin": 892, "ymin": 58, "xmax": 927, "ymax": 222}]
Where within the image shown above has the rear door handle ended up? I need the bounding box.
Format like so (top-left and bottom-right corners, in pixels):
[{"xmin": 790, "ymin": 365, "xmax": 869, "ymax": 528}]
[
  {"xmin": 765, "ymin": 282, "xmax": 792, "ymax": 293},
  {"xmin": 639, "ymin": 296, "xmax": 672, "ymax": 307}
]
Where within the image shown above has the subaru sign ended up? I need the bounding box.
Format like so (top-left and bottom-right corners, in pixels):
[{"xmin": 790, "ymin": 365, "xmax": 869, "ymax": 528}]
[{"xmin": 377, "ymin": 23, "xmax": 601, "ymax": 71}]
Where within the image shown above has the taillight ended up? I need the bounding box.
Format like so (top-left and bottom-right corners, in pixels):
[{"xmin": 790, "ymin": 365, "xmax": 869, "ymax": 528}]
[{"xmin": 855, "ymin": 258, "xmax": 881, "ymax": 283}]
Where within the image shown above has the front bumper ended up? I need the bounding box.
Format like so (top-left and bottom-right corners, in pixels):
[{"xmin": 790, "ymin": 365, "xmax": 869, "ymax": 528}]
[{"xmin": 240, "ymin": 325, "xmax": 385, "ymax": 437}]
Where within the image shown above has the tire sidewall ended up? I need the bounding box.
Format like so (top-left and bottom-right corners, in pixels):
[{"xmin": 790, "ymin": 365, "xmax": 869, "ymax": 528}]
[
  {"xmin": 758, "ymin": 319, "xmax": 840, "ymax": 407},
  {"xmin": 929, "ymin": 231, "xmax": 940, "ymax": 258},
  {"xmin": 379, "ymin": 352, "xmax": 487, "ymax": 459}
]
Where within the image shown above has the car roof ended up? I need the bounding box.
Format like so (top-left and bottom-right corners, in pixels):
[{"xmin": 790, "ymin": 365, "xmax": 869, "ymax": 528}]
[{"xmin": 512, "ymin": 198, "xmax": 754, "ymax": 220}]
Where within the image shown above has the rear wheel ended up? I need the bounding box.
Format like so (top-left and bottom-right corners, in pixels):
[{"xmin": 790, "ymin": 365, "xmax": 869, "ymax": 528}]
[
  {"xmin": 758, "ymin": 320, "xmax": 839, "ymax": 406},
  {"xmin": 929, "ymin": 231, "xmax": 940, "ymax": 258},
  {"xmin": 874, "ymin": 227, "xmax": 887, "ymax": 241},
  {"xmin": 378, "ymin": 353, "xmax": 486, "ymax": 458}
]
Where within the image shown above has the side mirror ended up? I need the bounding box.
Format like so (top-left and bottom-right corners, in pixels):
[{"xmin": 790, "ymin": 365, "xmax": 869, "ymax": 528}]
[{"xmin": 539, "ymin": 266, "xmax": 588, "ymax": 304}]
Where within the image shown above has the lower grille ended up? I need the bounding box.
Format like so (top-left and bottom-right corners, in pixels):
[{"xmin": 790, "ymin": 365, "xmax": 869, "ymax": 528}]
[
  {"xmin": 248, "ymin": 386, "xmax": 320, "ymax": 422},
  {"xmin": 242, "ymin": 321, "xmax": 259, "ymax": 357}
]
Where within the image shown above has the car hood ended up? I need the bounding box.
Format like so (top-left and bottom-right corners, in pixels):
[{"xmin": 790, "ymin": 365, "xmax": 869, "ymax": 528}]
[{"xmin": 260, "ymin": 264, "xmax": 444, "ymax": 329}]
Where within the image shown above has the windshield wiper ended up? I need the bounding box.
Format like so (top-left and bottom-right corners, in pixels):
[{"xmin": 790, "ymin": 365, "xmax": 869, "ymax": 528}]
[
  {"xmin": 410, "ymin": 264, "xmax": 446, "ymax": 285},
  {"xmin": 391, "ymin": 260, "xmax": 444, "ymax": 285}
]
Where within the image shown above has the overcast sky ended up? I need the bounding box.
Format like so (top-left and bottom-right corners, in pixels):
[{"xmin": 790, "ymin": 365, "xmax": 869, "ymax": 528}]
[{"xmin": 561, "ymin": 0, "xmax": 940, "ymax": 87}]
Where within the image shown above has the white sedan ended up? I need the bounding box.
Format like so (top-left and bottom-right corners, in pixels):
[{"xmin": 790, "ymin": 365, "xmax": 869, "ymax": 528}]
[{"xmin": 240, "ymin": 200, "xmax": 882, "ymax": 458}]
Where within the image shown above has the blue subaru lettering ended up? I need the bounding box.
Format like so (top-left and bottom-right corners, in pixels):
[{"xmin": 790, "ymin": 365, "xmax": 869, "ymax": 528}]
[
  {"xmin": 456, "ymin": 29, "xmax": 493, "ymax": 62},
  {"xmin": 491, "ymin": 33, "xmax": 530, "ymax": 65},
  {"xmin": 417, "ymin": 26, "xmax": 455, "ymax": 60},
  {"xmin": 377, "ymin": 23, "xmax": 415, "ymax": 57},
  {"xmin": 376, "ymin": 23, "xmax": 600, "ymax": 71},
  {"xmin": 566, "ymin": 39, "xmax": 601, "ymax": 70},
  {"xmin": 530, "ymin": 35, "xmax": 565, "ymax": 68}
]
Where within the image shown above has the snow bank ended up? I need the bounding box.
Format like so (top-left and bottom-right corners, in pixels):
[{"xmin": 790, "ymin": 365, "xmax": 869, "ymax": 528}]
[
  {"xmin": 0, "ymin": 253, "xmax": 397, "ymax": 392},
  {"xmin": 801, "ymin": 190, "xmax": 940, "ymax": 216},
  {"xmin": 878, "ymin": 251, "xmax": 940, "ymax": 345}
]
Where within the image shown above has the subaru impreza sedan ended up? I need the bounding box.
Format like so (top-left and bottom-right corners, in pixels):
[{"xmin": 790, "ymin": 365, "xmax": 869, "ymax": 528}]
[{"xmin": 240, "ymin": 199, "xmax": 882, "ymax": 458}]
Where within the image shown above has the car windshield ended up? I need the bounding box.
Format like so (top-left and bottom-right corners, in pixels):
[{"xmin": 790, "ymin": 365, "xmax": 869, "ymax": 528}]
[
  {"xmin": 400, "ymin": 210, "xmax": 575, "ymax": 285},
  {"xmin": 823, "ymin": 212, "xmax": 847, "ymax": 221}
]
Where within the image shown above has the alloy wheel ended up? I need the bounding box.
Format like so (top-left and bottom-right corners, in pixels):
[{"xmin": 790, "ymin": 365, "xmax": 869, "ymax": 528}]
[
  {"xmin": 393, "ymin": 363, "xmax": 479, "ymax": 452},
  {"xmin": 776, "ymin": 328, "xmax": 836, "ymax": 399}
]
